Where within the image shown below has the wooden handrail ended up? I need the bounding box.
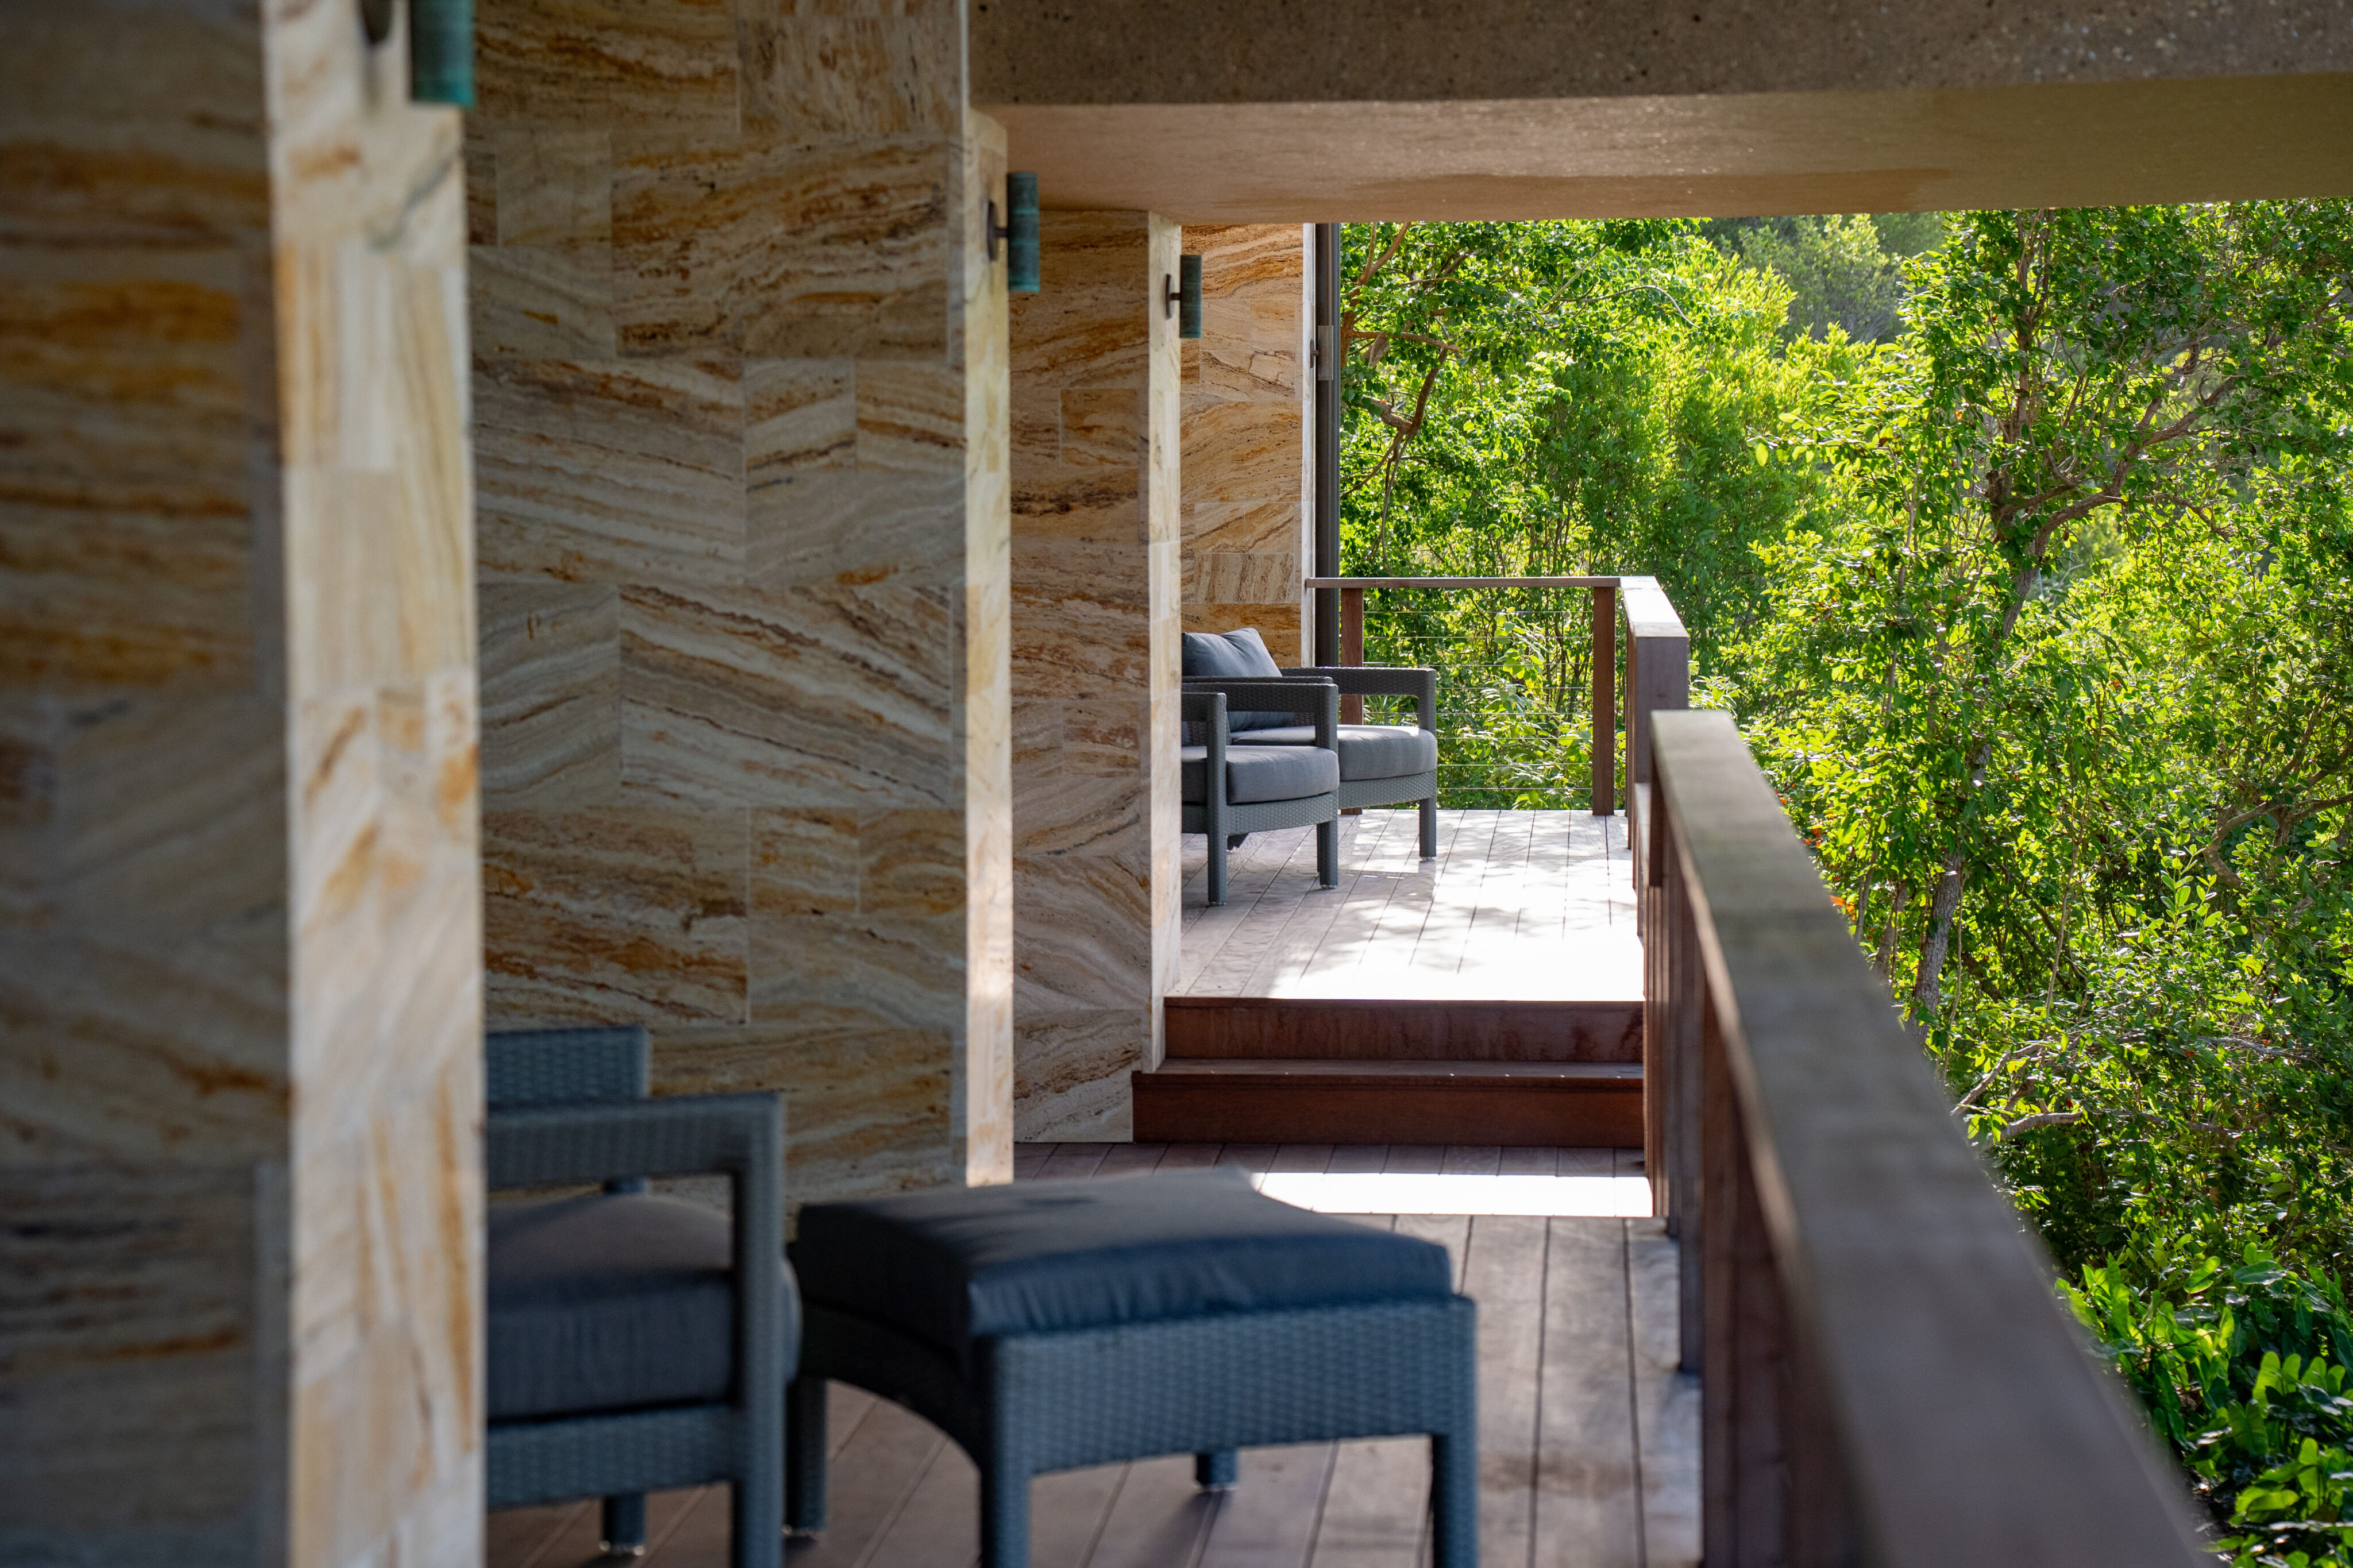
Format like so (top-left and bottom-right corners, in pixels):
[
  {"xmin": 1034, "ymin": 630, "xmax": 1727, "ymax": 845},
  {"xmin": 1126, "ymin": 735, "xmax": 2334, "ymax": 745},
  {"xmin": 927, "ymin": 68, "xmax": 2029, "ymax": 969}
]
[
  {"xmin": 1315, "ymin": 574, "xmax": 1660, "ymax": 814},
  {"xmin": 1645, "ymin": 709, "xmax": 2208, "ymax": 1567}
]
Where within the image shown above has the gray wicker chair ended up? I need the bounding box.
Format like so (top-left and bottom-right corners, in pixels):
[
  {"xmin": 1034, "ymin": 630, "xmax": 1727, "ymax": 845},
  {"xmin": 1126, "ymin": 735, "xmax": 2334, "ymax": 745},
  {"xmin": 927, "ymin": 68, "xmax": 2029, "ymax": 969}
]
[
  {"xmin": 784, "ymin": 1168, "xmax": 1478, "ymax": 1568},
  {"xmin": 485, "ymin": 1026, "xmax": 790, "ymax": 1568},
  {"xmin": 1182, "ymin": 679, "xmax": 1339, "ymax": 905},
  {"xmin": 1237, "ymin": 665, "xmax": 1441, "ymax": 861}
]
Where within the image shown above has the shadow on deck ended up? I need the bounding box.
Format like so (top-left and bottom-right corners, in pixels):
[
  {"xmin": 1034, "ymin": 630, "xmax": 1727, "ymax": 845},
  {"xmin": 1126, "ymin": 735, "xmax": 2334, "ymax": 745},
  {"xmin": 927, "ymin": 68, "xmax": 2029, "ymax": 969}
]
[{"xmin": 487, "ymin": 1143, "xmax": 1700, "ymax": 1568}]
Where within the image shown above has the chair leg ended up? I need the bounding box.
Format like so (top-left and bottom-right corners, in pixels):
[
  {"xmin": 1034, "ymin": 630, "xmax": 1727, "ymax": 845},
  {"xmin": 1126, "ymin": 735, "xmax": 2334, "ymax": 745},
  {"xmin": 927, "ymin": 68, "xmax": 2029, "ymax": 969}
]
[
  {"xmin": 785, "ymin": 1377, "xmax": 828, "ymax": 1534},
  {"xmin": 1206, "ymin": 829, "xmax": 1226, "ymax": 906},
  {"xmin": 1194, "ymin": 1450, "xmax": 1238, "ymax": 1491},
  {"xmin": 734, "ymin": 1462, "xmax": 783, "ymax": 1568},
  {"xmin": 979, "ymin": 1455, "xmax": 1031, "ymax": 1568},
  {"xmin": 1429, "ymin": 1429, "xmax": 1479, "ymax": 1568},
  {"xmin": 600, "ymin": 1495, "xmax": 647, "ymax": 1557},
  {"xmin": 1419, "ymin": 795, "xmax": 1437, "ymax": 859},
  {"xmin": 1316, "ymin": 818, "xmax": 1337, "ymax": 886}
]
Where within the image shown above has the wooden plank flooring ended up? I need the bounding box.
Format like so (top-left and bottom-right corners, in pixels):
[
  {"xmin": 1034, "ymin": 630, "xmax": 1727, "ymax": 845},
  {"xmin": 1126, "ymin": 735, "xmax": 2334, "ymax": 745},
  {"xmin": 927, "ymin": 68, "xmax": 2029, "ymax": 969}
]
[
  {"xmin": 1178, "ymin": 811, "xmax": 1640, "ymax": 1002},
  {"xmin": 486, "ymin": 1144, "xmax": 1698, "ymax": 1568}
]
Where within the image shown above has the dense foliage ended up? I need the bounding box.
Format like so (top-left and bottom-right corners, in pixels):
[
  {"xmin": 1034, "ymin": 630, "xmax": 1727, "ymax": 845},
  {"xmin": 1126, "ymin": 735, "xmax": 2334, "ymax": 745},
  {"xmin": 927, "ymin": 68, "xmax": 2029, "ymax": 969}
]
[{"xmin": 1342, "ymin": 207, "xmax": 2353, "ymax": 1561}]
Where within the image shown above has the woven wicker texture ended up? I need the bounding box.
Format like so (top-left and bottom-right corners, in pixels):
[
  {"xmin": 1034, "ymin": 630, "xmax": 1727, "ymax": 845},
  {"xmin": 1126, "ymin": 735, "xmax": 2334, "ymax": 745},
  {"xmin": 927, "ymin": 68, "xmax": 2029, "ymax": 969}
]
[{"xmin": 485, "ymin": 1029, "xmax": 786, "ymax": 1568}]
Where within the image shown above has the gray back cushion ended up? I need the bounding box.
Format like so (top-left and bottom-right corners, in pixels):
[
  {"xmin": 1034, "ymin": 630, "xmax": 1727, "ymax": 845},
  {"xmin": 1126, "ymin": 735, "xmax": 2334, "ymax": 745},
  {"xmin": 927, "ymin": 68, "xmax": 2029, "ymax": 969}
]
[{"xmin": 1180, "ymin": 627, "xmax": 1295, "ymax": 731}]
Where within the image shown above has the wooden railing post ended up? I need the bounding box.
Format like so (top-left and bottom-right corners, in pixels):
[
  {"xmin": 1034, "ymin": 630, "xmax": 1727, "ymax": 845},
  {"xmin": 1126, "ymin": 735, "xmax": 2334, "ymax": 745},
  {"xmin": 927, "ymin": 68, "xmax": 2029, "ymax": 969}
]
[
  {"xmin": 1590, "ymin": 584, "xmax": 1615, "ymax": 816},
  {"xmin": 1339, "ymin": 585, "xmax": 1364, "ymax": 725}
]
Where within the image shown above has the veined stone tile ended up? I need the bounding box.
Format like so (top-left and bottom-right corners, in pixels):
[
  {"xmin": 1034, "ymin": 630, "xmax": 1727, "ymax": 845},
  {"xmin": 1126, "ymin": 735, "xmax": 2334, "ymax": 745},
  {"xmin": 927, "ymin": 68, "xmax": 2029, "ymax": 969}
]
[
  {"xmin": 1182, "ymin": 497, "xmax": 1302, "ymax": 558},
  {"xmin": 855, "ymin": 361, "xmax": 963, "ymax": 471},
  {"xmin": 1058, "ymin": 389, "xmax": 1147, "ymax": 468},
  {"xmin": 475, "ymin": 355, "xmax": 746, "ymax": 588},
  {"xmin": 746, "ymin": 358, "xmax": 855, "ymax": 477},
  {"xmin": 465, "ymin": 122, "xmax": 498, "ymax": 246},
  {"xmin": 651, "ymin": 1021, "xmax": 955, "ymax": 1207},
  {"xmin": 1195, "ymin": 301, "xmax": 1302, "ymax": 400},
  {"xmin": 0, "ymin": 249, "xmax": 257, "ymax": 693},
  {"xmin": 749, "ymin": 808, "xmax": 860, "ymax": 916},
  {"xmin": 482, "ymin": 807, "xmax": 749, "ymax": 1026},
  {"xmin": 479, "ymin": 582, "xmax": 620, "ymax": 809},
  {"xmin": 618, "ymin": 582, "xmax": 958, "ymax": 808},
  {"xmin": 736, "ymin": 12, "xmax": 960, "ymax": 137},
  {"xmin": 1010, "ymin": 559, "xmax": 1151, "ymax": 696},
  {"xmin": 856, "ymin": 808, "xmax": 966, "ymax": 916},
  {"xmin": 748, "ymin": 908, "xmax": 965, "ymax": 1033},
  {"xmin": 1008, "ymin": 464, "xmax": 1143, "ymax": 541},
  {"xmin": 1181, "ymin": 398, "xmax": 1303, "ymax": 505},
  {"xmin": 0, "ymin": 1163, "xmax": 263, "ymax": 1542},
  {"xmin": 613, "ymin": 135, "xmax": 951, "ymax": 358},
  {"xmin": 1193, "ymin": 549, "xmax": 1299, "ymax": 606},
  {"xmin": 470, "ymin": 244, "xmax": 616, "ymax": 360},
  {"xmin": 746, "ymin": 465, "xmax": 965, "ymax": 588},
  {"xmin": 1190, "ymin": 223, "xmax": 1307, "ymax": 298},
  {"xmin": 476, "ymin": 0, "xmax": 741, "ymax": 140},
  {"xmin": 0, "ymin": 924, "xmax": 288, "ymax": 1163},
  {"xmin": 1006, "ymin": 278, "xmax": 1151, "ymax": 391},
  {"xmin": 1014, "ymin": 1009, "xmax": 1144, "ymax": 1142},
  {"xmin": 1185, "ymin": 601, "xmax": 1303, "ymax": 662},
  {"xmin": 1012, "ymin": 768, "xmax": 1144, "ymax": 858},
  {"xmin": 493, "ymin": 128, "xmax": 612, "ymax": 248},
  {"xmin": 1012, "ymin": 851, "xmax": 1152, "ymax": 998},
  {"xmin": 1009, "ymin": 386, "xmax": 1060, "ymax": 469},
  {"xmin": 30, "ymin": 692, "xmax": 285, "ymax": 934}
]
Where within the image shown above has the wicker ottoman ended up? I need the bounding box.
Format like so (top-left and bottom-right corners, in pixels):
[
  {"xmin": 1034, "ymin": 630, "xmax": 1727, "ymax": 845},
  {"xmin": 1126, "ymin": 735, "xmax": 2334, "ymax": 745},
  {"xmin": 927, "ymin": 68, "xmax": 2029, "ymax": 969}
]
[{"xmin": 785, "ymin": 1168, "xmax": 1477, "ymax": 1567}]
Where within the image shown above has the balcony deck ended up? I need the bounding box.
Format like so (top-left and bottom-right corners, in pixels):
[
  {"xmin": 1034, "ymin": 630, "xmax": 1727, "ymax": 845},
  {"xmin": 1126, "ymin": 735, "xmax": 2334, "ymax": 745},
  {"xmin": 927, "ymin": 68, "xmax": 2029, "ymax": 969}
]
[
  {"xmin": 1178, "ymin": 810, "xmax": 1641, "ymax": 1002},
  {"xmin": 485, "ymin": 1142, "xmax": 1699, "ymax": 1568}
]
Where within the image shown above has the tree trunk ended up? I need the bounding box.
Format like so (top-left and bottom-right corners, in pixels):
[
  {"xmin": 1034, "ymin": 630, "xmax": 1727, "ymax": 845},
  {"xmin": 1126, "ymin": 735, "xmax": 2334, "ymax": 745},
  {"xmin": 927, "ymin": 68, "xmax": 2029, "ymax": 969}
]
[{"xmin": 1912, "ymin": 856, "xmax": 1967, "ymax": 1018}]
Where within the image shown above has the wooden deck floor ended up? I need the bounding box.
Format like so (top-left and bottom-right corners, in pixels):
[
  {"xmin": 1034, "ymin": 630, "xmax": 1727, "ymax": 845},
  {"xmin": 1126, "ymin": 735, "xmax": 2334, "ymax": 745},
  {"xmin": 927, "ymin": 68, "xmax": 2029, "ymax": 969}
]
[
  {"xmin": 487, "ymin": 1144, "xmax": 1698, "ymax": 1568},
  {"xmin": 1179, "ymin": 811, "xmax": 1640, "ymax": 1002}
]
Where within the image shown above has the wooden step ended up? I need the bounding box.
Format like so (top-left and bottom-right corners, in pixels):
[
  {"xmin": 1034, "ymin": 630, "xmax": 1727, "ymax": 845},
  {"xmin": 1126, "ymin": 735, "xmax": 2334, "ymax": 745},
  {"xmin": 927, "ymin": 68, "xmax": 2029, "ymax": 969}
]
[
  {"xmin": 1164, "ymin": 995, "xmax": 1642, "ymax": 1062},
  {"xmin": 1131, "ymin": 1058, "xmax": 1644, "ymax": 1148}
]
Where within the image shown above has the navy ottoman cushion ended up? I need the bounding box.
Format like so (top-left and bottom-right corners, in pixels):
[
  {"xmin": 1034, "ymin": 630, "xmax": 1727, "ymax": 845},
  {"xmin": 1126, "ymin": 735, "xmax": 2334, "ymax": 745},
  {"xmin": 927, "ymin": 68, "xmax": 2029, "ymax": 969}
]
[
  {"xmin": 790, "ymin": 1168, "xmax": 1453, "ymax": 1361},
  {"xmin": 488, "ymin": 1192, "xmax": 800, "ymax": 1421}
]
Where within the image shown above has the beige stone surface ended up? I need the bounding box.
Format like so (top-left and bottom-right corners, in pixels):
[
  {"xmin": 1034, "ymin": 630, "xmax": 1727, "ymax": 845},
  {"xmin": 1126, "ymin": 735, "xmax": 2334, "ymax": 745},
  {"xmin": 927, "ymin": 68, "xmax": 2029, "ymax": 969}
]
[
  {"xmin": 1181, "ymin": 225, "xmax": 1313, "ymax": 665},
  {"xmin": 1006, "ymin": 211, "xmax": 1182, "ymax": 1140},
  {"xmin": 473, "ymin": 0, "xmax": 1012, "ymax": 1206},
  {"xmin": 2, "ymin": 0, "xmax": 482, "ymax": 1560}
]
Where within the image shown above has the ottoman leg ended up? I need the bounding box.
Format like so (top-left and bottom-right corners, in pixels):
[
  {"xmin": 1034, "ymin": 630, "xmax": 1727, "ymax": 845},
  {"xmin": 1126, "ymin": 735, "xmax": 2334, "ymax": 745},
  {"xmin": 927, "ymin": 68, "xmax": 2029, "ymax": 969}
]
[
  {"xmin": 980, "ymin": 1456, "xmax": 1031, "ymax": 1568},
  {"xmin": 600, "ymin": 1494, "xmax": 646, "ymax": 1556},
  {"xmin": 1316, "ymin": 818, "xmax": 1337, "ymax": 886},
  {"xmin": 1429, "ymin": 1429, "xmax": 1478, "ymax": 1568},
  {"xmin": 785, "ymin": 1378, "xmax": 828, "ymax": 1533},
  {"xmin": 1194, "ymin": 1450, "xmax": 1238, "ymax": 1490}
]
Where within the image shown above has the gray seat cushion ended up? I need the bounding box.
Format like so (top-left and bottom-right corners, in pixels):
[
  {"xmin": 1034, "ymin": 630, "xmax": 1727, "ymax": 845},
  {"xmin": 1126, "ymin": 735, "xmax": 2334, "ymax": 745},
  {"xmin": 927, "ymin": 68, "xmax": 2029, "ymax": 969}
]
[
  {"xmin": 487, "ymin": 1192, "xmax": 799, "ymax": 1422},
  {"xmin": 1180, "ymin": 627, "xmax": 1293, "ymax": 730},
  {"xmin": 1179, "ymin": 742, "xmax": 1339, "ymax": 805},
  {"xmin": 1233, "ymin": 724, "xmax": 1437, "ymax": 783},
  {"xmin": 790, "ymin": 1168, "xmax": 1453, "ymax": 1361}
]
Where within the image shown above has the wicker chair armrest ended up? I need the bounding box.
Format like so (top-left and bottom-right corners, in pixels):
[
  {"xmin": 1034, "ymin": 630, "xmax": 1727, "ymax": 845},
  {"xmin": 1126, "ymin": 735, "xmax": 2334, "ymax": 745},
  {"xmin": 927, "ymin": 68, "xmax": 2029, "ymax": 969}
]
[
  {"xmin": 485, "ymin": 1025, "xmax": 650, "ymax": 1109},
  {"xmin": 1180, "ymin": 678, "xmax": 1337, "ymax": 748},
  {"xmin": 487, "ymin": 1093, "xmax": 781, "ymax": 1191},
  {"xmin": 1280, "ymin": 666, "xmax": 1437, "ymax": 730}
]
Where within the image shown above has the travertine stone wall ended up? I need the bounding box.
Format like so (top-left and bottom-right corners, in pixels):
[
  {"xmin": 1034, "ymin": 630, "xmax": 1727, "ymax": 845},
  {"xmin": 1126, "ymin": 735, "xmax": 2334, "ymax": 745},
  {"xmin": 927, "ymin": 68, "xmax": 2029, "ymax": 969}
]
[
  {"xmin": 2, "ymin": 2, "xmax": 481, "ymax": 1562},
  {"xmin": 1008, "ymin": 213, "xmax": 1182, "ymax": 1139},
  {"xmin": 1182, "ymin": 226, "xmax": 1315, "ymax": 661},
  {"xmin": 468, "ymin": 0, "xmax": 1014, "ymax": 1203}
]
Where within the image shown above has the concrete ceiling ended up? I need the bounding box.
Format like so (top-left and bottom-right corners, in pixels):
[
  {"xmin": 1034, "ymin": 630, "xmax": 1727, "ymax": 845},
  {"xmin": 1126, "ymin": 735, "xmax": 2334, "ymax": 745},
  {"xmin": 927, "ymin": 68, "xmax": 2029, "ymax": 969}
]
[{"xmin": 970, "ymin": 2, "xmax": 2353, "ymax": 220}]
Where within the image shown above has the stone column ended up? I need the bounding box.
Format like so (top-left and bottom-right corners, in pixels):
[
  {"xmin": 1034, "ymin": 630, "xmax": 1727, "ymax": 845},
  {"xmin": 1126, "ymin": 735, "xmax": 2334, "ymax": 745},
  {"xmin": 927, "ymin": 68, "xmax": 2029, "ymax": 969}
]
[
  {"xmin": 469, "ymin": 0, "xmax": 1013, "ymax": 1201},
  {"xmin": 1008, "ymin": 214, "xmax": 1183, "ymax": 1139},
  {"xmin": 2, "ymin": 2, "xmax": 481, "ymax": 1562},
  {"xmin": 1182, "ymin": 226, "xmax": 1316, "ymax": 661}
]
